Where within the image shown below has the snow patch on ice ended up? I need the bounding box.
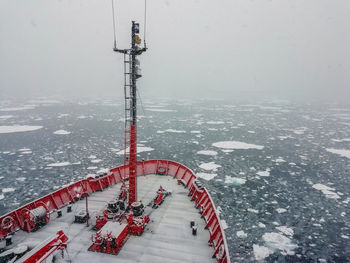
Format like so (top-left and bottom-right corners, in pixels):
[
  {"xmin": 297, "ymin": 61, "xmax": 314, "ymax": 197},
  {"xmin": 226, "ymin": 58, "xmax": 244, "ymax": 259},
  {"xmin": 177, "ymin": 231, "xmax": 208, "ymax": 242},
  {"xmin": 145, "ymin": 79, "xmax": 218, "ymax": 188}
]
[
  {"xmin": 236, "ymin": 230, "xmax": 247, "ymax": 238},
  {"xmin": 326, "ymin": 148, "xmax": 350, "ymax": 159},
  {"xmin": 53, "ymin": 129, "xmax": 71, "ymax": 135},
  {"xmin": 197, "ymin": 150, "xmax": 218, "ymax": 156},
  {"xmin": 47, "ymin": 162, "xmax": 71, "ymax": 167},
  {"xmin": 257, "ymin": 169, "xmax": 270, "ymax": 177},
  {"xmin": 199, "ymin": 162, "xmax": 221, "ymax": 171},
  {"xmin": 116, "ymin": 146, "xmax": 154, "ymax": 155},
  {"xmin": 0, "ymin": 125, "xmax": 43, "ymax": 134},
  {"xmin": 196, "ymin": 173, "xmax": 217, "ymax": 181},
  {"xmin": 212, "ymin": 141, "xmax": 264, "ymax": 150},
  {"xmin": 253, "ymin": 244, "xmax": 272, "ymax": 260},
  {"xmin": 2, "ymin": 188, "xmax": 15, "ymax": 193},
  {"xmin": 312, "ymin": 184, "xmax": 340, "ymax": 199},
  {"xmin": 262, "ymin": 232, "xmax": 297, "ymax": 256},
  {"xmin": 225, "ymin": 176, "xmax": 246, "ymax": 185}
]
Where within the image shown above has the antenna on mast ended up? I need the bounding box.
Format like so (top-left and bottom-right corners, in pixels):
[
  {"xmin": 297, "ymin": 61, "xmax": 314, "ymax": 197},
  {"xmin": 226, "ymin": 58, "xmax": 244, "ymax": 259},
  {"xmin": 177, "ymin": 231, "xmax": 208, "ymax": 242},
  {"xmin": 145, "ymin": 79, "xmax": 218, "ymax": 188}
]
[{"xmin": 111, "ymin": 2, "xmax": 148, "ymax": 207}]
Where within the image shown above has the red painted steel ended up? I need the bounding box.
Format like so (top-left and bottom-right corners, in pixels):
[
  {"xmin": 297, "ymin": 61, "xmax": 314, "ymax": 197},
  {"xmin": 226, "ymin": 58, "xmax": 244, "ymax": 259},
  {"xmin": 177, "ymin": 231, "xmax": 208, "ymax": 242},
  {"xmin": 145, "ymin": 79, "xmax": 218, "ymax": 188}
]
[
  {"xmin": 0, "ymin": 160, "xmax": 230, "ymax": 263},
  {"xmin": 128, "ymin": 124, "xmax": 137, "ymax": 206},
  {"xmin": 20, "ymin": 230, "xmax": 68, "ymax": 262}
]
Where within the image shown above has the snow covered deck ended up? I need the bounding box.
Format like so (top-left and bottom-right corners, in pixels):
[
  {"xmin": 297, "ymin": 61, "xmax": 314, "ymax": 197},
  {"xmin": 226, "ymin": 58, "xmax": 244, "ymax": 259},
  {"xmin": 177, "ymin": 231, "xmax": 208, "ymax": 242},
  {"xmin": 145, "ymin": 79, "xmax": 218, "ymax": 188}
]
[{"xmin": 4, "ymin": 174, "xmax": 216, "ymax": 262}]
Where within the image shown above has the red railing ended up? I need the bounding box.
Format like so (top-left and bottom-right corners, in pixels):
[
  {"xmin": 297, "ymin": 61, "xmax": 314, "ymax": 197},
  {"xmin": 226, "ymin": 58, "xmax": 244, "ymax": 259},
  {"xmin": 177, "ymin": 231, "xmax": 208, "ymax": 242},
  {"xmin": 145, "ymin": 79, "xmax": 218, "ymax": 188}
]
[{"xmin": 0, "ymin": 160, "xmax": 230, "ymax": 263}]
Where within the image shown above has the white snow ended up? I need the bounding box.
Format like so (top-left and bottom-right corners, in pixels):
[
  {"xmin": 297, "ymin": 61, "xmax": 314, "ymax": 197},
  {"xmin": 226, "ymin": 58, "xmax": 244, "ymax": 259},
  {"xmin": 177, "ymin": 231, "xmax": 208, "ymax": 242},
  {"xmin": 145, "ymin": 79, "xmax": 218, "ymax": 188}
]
[
  {"xmin": 196, "ymin": 150, "xmax": 218, "ymax": 156},
  {"xmin": 0, "ymin": 115, "xmax": 14, "ymax": 120},
  {"xmin": 276, "ymin": 226, "xmax": 294, "ymax": 236},
  {"xmin": 2, "ymin": 188, "xmax": 15, "ymax": 193},
  {"xmin": 47, "ymin": 162, "xmax": 71, "ymax": 167},
  {"xmin": 276, "ymin": 208, "xmax": 287, "ymax": 214},
  {"xmin": 326, "ymin": 148, "xmax": 350, "ymax": 159},
  {"xmin": 312, "ymin": 183, "xmax": 340, "ymax": 199},
  {"xmin": 236, "ymin": 230, "xmax": 247, "ymax": 238},
  {"xmin": 262, "ymin": 232, "xmax": 297, "ymax": 255},
  {"xmin": 257, "ymin": 170, "xmax": 270, "ymax": 177},
  {"xmin": 0, "ymin": 125, "xmax": 43, "ymax": 134},
  {"xmin": 196, "ymin": 173, "xmax": 217, "ymax": 181},
  {"xmin": 53, "ymin": 129, "xmax": 71, "ymax": 135},
  {"xmin": 224, "ymin": 176, "xmax": 246, "ymax": 185},
  {"xmin": 0, "ymin": 106, "xmax": 35, "ymax": 111},
  {"xmin": 212, "ymin": 141, "xmax": 264, "ymax": 150},
  {"xmin": 199, "ymin": 162, "xmax": 221, "ymax": 171},
  {"xmin": 248, "ymin": 208, "xmax": 259, "ymax": 214},
  {"xmin": 116, "ymin": 146, "xmax": 154, "ymax": 155},
  {"xmin": 206, "ymin": 121, "xmax": 224, "ymax": 124},
  {"xmin": 220, "ymin": 220, "xmax": 228, "ymax": 230},
  {"xmin": 253, "ymin": 245, "xmax": 272, "ymax": 260},
  {"xmin": 164, "ymin": 129, "xmax": 186, "ymax": 133},
  {"xmin": 16, "ymin": 177, "xmax": 26, "ymax": 182},
  {"xmin": 145, "ymin": 108, "xmax": 176, "ymax": 112}
]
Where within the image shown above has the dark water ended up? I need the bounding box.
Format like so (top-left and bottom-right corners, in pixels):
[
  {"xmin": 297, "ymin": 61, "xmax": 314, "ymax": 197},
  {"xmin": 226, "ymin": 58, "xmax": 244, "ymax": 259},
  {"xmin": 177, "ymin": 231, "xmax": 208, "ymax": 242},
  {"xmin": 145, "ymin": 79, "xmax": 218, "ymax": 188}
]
[{"xmin": 0, "ymin": 99, "xmax": 349, "ymax": 262}]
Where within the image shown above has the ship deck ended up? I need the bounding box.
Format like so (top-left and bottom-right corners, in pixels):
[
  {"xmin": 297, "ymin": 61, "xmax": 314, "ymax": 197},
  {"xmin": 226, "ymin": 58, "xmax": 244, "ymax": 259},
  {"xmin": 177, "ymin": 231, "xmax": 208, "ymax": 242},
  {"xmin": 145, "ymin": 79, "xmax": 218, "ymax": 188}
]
[{"xmin": 8, "ymin": 174, "xmax": 216, "ymax": 263}]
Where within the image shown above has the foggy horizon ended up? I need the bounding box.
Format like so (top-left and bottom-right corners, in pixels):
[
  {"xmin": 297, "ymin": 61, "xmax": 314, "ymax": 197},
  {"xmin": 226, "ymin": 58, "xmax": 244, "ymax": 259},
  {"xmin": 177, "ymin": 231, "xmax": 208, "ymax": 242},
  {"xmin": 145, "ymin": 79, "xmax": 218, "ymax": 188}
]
[{"xmin": 1, "ymin": 0, "xmax": 349, "ymax": 103}]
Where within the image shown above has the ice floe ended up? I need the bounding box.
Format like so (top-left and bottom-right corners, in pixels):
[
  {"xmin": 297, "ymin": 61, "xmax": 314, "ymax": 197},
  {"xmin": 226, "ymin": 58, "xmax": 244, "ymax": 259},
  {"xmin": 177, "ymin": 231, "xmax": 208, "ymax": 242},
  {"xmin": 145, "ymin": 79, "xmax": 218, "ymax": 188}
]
[
  {"xmin": 207, "ymin": 121, "xmax": 225, "ymax": 124},
  {"xmin": 0, "ymin": 105, "xmax": 36, "ymax": 111},
  {"xmin": 220, "ymin": 220, "xmax": 228, "ymax": 230},
  {"xmin": 145, "ymin": 108, "xmax": 176, "ymax": 112},
  {"xmin": 262, "ymin": 232, "xmax": 297, "ymax": 256},
  {"xmin": 312, "ymin": 183, "xmax": 340, "ymax": 199},
  {"xmin": 276, "ymin": 226, "xmax": 294, "ymax": 236},
  {"xmin": 47, "ymin": 162, "xmax": 71, "ymax": 167},
  {"xmin": 53, "ymin": 130, "xmax": 71, "ymax": 135},
  {"xmin": 256, "ymin": 169, "xmax": 270, "ymax": 177},
  {"xmin": 0, "ymin": 194, "xmax": 4, "ymax": 200},
  {"xmin": 199, "ymin": 162, "xmax": 221, "ymax": 171},
  {"xmin": 224, "ymin": 176, "xmax": 246, "ymax": 185},
  {"xmin": 326, "ymin": 148, "xmax": 350, "ymax": 159},
  {"xmin": 197, "ymin": 150, "xmax": 218, "ymax": 156},
  {"xmin": 116, "ymin": 146, "xmax": 154, "ymax": 155},
  {"xmin": 0, "ymin": 125, "xmax": 43, "ymax": 134},
  {"xmin": 2, "ymin": 188, "xmax": 15, "ymax": 193},
  {"xmin": 196, "ymin": 172, "xmax": 217, "ymax": 181},
  {"xmin": 212, "ymin": 141, "xmax": 264, "ymax": 150},
  {"xmin": 0, "ymin": 115, "xmax": 14, "ymax": 120},
  {"xmin": 276, "ymin": 208, "xmax": 287, "ymax": 214},
  {"xmin": 236, "ymin": 230, "xmax": 247, "ymax": 238},
  {"xmin": 16, "ymin": 177, "xmax": 26, "ymax": 182},
  {"xmin": 253, "ymin": 244, "xmax": 272, "ymax": 260}
]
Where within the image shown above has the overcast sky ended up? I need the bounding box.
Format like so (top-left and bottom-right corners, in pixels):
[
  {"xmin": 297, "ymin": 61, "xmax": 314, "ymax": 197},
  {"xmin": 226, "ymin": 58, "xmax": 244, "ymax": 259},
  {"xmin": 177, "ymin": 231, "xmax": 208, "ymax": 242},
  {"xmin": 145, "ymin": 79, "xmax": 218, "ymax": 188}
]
[{"xmin": 0, "ymin": 0, "xmax": 349, "ymax": 102}]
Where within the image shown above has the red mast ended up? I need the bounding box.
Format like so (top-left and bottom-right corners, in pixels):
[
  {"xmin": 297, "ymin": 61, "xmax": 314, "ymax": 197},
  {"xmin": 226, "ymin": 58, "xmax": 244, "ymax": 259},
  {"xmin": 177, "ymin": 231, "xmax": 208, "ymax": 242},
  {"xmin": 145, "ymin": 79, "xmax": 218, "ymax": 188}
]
[{"xmin": 114, "ymin": 21, "xmax": 146, "ymax": 206}]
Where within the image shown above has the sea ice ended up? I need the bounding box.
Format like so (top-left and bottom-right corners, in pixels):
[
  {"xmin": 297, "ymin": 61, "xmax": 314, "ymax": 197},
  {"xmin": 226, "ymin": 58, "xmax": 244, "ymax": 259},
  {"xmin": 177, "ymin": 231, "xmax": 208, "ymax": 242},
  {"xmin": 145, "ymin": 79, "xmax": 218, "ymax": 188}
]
[
  {"xmin": 276, "ymin": 226, "xmax": 294, "ymax": 236},
  {"xmin": 276, "ymin": 208, "xmax": 287, "ymax": 214},
  {"xmin": 53, "ymin": 130, "xmax": 71, "ymax": 135},
  {"xmin": 253, "ymin": 244, "xmax": 272, "ymax": 260},
  {"xmin": 0, "ymin": 194, "xmax": 4, "ymax": 200},
  {"xmin": 224, "ymin": 176, "xmax": 246, "ymax": 185},
  {"xmin": 0, "ymin": 106, "xmax": 35, "ymax": 111},
  {"xmin": 91, "ymin": 159, "xmax": 102, "ymax": 163},
  {"xmin": 0, "ymin": 115, "xmax": 14, "ymax": 120},
  {"xmin": 47, "ymin": 162, "xmax": 71, "ymax": 167},
  {"xmin": 257, "ymin": 170, "xmax": 270, "ymax": 177},
  {"xmin": 197, "ymin": 150, "xmax": 218, "ymax": 156},
  {"xmin": 145, "ymin": 108, "xmax": 176, "ymax": 112},
  {"xmin": 207, "ymin": 121, "xmax": 225, "ymax": 124},
  {"xmin": 236, "ymin": 230, "xmax": 247, "ymax": 238},
  {"xmin": 212, "ymin": 141, "xmax": 264, "ymax": 150},
  {"xmin": 0, "ymin": 125, "xmax": 43, "ymax": 134},
  {"xmin": 220, "ymin": 220, "xmax": 228, "ymax": 230},
  {"xmin": 199, "ymin": 162, "xmax": 221, "ymax": 171},
  {"xmin": 116, "ymin": 146, "xmax": 154, "ymax": 155},
  {"xmin": 262, "ymin": 232, "xmax": 297, "ymax": 255},
  {"xmin": 164, "ymin": 129, "xmax": 186, "ymax": 133},
  {"xmin": 2, "ymin": 188, "xmax": 15, "ymax": 193},
  {"xmin": 196, "ymin": 173, "xmax": 217, "ymax": 181},
  {"xmin": 312, "ymin": 183, "xmax": 340, "ymax": 199},
  {"xmin": 16, "ymin": 177, "xmax": 26, "ymax": 182},
  {"xmin": 326, "ymin": 148, "xmax": 350, "ymax": 159}
]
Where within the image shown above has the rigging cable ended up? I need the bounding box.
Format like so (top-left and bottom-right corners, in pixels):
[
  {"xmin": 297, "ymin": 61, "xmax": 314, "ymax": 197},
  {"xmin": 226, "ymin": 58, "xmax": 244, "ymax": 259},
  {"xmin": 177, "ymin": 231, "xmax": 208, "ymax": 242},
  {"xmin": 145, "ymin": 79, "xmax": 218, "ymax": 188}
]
[
  {"xmin": 111, "ymin": 0, "xmax": 117, "ymax": 48},
  {"xmin": 143, "ymin": 0, "xmax": 147, "ymax": 48}
]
